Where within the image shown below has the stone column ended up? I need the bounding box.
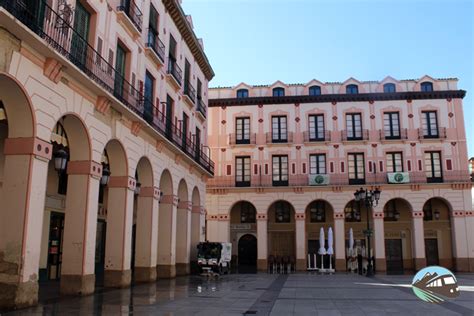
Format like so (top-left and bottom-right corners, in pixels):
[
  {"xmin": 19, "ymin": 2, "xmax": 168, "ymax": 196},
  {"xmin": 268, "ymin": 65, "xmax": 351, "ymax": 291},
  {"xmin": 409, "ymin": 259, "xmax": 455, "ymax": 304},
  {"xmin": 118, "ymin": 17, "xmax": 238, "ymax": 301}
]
[
  {"xmin": 190, "ymin": 206, "xmax": 204, "ymax": 265},
  {"xmin": 411, "ymin": 211, "xmax": 426, "ymax": 271},
  {"xmin": 333, "ymin": 213, "xmax": 346, "ymax": 271},
  {"xmin": 217, "ymin": 214, "xmax": 230, "ymax": 242},
  {"xmin": 295, "ymin": 213, "xmax": 306, "ymax": 271},
  {"xmin": 157, "ymin": 194, "xmax": 178, "ymax": 278},
  {"xmin": 176, "ymin": 200, "xmax": 192, "ymax": 275},
  {"xmin": 465, "ymin": 211, "xmax": 474, "ymax": 272},
  {"xmin": 0, "ymin": 137, "xmax": 51, "ymax": 310},
  {"xmin": 206, "ymin": 214, "xmax": 219, "ymax": 242},
  {"xmin": 451, "ymin": 210, "xmax": 470, "ymax": 272},
  {"xmin": 373, "ymin": 211, "xmax": 386, "ymax": 273},
  {"xmin": 60, "ymin": 160, "xmax": 101, "ymax": 295},
  {"xmin": 256, "ymin": 213, "xmax": 268, "ymax": 271},
  {"xmin": 134, "ymin": 186, "xmax": 160, "ymax": 283}
]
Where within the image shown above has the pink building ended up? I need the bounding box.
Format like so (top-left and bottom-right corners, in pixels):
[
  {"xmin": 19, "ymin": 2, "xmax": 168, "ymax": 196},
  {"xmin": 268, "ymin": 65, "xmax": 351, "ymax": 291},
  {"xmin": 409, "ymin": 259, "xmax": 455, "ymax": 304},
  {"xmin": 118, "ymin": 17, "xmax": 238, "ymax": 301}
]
[
  {"xmin": 206, "ymin": 77, "xmax": 474, "ymax": 274},
  {"xmin": 0, "ymin": 0, "xmax": 213, "ymax": 310}
]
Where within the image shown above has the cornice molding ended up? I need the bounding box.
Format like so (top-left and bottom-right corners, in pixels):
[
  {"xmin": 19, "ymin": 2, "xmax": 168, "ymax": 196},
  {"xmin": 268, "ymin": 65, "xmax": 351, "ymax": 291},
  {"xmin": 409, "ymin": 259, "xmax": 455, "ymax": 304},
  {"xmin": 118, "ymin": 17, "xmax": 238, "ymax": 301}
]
[
  {"xmin": 162, "ymin": 0, "xmax": 214, "ymax": 80},
  {"xmin": 209, "ymin": 90, "xmax": 466, "ymax": 107}
]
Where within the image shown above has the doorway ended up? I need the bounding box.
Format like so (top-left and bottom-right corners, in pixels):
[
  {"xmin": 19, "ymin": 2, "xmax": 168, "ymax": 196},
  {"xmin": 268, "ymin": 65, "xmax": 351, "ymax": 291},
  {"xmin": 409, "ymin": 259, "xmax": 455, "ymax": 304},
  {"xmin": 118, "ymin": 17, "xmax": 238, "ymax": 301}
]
[
  {"xmin": 46, "ymin": 212, "xmax": 65, "ymax": 280},
  {"xmin": 385, "ymin": 239, "xmax": 403, "ymax": 274},
  {"xmin": 238, "ymin": 234, "xmax": 257, "ymax": 273},
  {"xmin": 425, "ymin": 238, "xmax": 439, "ymax": 266}
]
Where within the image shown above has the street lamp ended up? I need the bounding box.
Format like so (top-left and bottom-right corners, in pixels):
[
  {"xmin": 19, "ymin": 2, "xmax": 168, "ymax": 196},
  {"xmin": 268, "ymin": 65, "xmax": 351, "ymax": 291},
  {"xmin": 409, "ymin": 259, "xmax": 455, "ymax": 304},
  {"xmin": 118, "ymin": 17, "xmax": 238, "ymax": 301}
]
[
  {"xmin": 53, "ymin": 148, "xmax": 68, "ymax": 173},
  {"xmin": 100, "ymin": 164, "xmax": 111, "ymax": 186},
  {"xmin": 353, "ymin": 187, "xmax": 381, "ymax": 277}
]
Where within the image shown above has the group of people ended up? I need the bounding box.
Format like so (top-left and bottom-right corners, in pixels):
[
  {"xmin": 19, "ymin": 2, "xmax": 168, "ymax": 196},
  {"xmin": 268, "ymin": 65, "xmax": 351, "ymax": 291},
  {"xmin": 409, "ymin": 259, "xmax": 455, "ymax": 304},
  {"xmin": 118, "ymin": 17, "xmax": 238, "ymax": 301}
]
[{"xmin": 346, "ymin": 245, "xmax": 375, "ymax": 275}]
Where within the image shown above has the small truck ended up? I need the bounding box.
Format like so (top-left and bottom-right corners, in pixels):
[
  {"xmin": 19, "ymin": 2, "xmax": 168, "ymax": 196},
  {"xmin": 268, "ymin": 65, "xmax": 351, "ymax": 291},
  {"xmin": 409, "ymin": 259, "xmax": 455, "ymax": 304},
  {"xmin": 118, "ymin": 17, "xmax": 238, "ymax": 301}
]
[{"xmin": 196, "ymin": 241, "xmax": 232, "ymax": 274}]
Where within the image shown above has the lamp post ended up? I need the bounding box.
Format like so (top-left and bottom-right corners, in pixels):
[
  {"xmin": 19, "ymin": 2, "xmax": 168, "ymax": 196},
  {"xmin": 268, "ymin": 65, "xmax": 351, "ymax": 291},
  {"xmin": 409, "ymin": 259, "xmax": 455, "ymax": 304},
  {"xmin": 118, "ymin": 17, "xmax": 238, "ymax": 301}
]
[
  {"xmin": 354, "ymin": 187, "xmax": 381, "ymax": 277},
  {"xmin": 53, "ymin": 148, "xmax": 68, "ymax": 174}
]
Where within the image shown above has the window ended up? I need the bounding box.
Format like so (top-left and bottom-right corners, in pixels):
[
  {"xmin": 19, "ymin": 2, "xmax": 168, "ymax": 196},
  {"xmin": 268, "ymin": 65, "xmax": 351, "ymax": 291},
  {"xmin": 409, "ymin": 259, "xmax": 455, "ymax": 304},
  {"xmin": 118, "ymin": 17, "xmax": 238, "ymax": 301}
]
[
  {"xmin": 235, "ymin": 117, "xmax": 250, "ymax": 144},
  {"xmin": 346, "ymin": 84, "xmax": 359, "ymax": 94},
  {"xmin": 272, "ymin": 116, "xmax": 287, "ymax": 142},
  {"xmin": 421, "ymin": 82, "xmax": 433, "ymax": 92},
  {"xmin": 386, "ymin": 152, "xmax": 403, "ymax": 173},
  {"xmin": 235, "ymin": 156, "xmax": 251, "ymax": 187},
  {"xmin": 309, "ymin": 154, "xmax": 326, "ymax": 174},
  {"xmin": 309, "ymin": 85, "xmax": 321, "ymax": 96},
  {"xmin": 308, "ymin": 114, "xmax": 325, "ymax": 141},
  {"xmin": 236, "ymin": 89, "xmax": 248, "ymax": 98},
  {"xmin": 425, "ymin": 151, "xmax": 442, "ymax": 182},
  {"xmin": 272, "ymin": 155, "xmax": 288, "ymax": 186},
  {"xmin": 346, "ymin": 113, "xmax": 362, "ymax": 140},
  {"xmin": 275, "ymin": 201, "xmax": 291, "ymax": 223},
  {"xmin": 309, "ymin": 201, "xmax": 326, "ymax": 223},
  {"xmin": 240, "ymin": 203, "xmax": 256, "ymax": 223},
  {"xmin": 348, "ymin": 153, "xmax": 365, "ymax": 184},
  {"xmin": 272, "ymin": 87, "xmax": 285, "ymax": 97},
  {"xmin": 147, "ymin": 5, "xmax": 159, "ymax": 46},
  {"xmin": 144, "ymin": 71, "xmax": 154, "ymax": 123},
  {"xmin": 383, "ymin": 83, "xmax": 396, "ymax": 93},
  {"xmin": 383, "ymin": 112, "xmax": 400, "ymax": 139},
  {"xmin": 422, "ymin": 111, "xmax": 439, "ymax": 138}
]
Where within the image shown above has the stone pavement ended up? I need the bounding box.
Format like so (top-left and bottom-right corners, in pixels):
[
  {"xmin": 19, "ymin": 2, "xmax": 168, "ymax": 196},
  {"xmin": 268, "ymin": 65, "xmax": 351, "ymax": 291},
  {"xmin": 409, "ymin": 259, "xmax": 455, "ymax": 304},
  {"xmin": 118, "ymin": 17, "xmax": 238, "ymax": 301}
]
[{"xmin": 2, "ymin": 273, "xmax": 474, "ymax": 315}]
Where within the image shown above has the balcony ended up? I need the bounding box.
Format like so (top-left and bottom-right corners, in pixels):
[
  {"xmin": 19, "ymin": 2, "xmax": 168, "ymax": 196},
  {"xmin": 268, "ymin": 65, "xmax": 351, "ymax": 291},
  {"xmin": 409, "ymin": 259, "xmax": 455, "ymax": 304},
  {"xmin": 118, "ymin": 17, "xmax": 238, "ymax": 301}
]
[
  {"xmin": 196, "ymin": 98, "xmax": 207, "ymax": 120},
  {"xmin": 206, "ymin": 170, "xmax": 471, "ymax": 188},
  {"xmin": 117, "ymin": 0, "xmax": 143, "ymax": 37},
  {"xmin": 266, "ymin": 132, "xmax": 294, "ymax": 144},
  {"xmin": 0, "ymin": 0, "xmax": 214, "ymax": 175},
  {"xmin": 418, "ymin": 127, "xmax": 447, "ymax": 140},
  {"xmin": 183, "ymin": 80, "xmax": 196, "ymax": 107},
  {"xmin": 229, "ymin": 133, "xmax": 256, "ymax": 146},
  {"xmin": 341, "ymin": 129, "xmax": 369, "ymax": 141},
  {"xmin": 145, "ymin": 30, "xmax": 165, "ymax": 67},
  {"xmin": 166, "ymin": 58, "xmax": 182, "ymax": 89},
  {"xmin": 303, "ymin": 131, "xmax": 331, "ymax": 142},
  {"xmin": 379, "ymin": 128, "xmax": 408, "ymax": 141}
]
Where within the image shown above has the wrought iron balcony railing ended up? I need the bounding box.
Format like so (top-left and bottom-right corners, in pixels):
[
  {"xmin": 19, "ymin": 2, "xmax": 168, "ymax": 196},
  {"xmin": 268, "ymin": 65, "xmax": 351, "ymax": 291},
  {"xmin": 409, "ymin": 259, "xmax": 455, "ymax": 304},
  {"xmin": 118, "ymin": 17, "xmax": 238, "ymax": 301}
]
[
  {"xmin": 266, "ymin": 132, "xmax": 294, "ymax": 144},
  {"xmin": 229, "ymin": 133, "xmax": 256, "ymax": 145},
  {"xmin": 0, "ymin": 0, "xmax": 214, "ymax": 174},
  {"xmin": 167, "ymin": 58, "xmax": 182, "ymax": 86},
  {"xmin": 379, "ymin": 128, "xmax": 408, "ymax": 140},
  {"xmin": 341, "ymin": 129, "xmax": 369, "ymax": 141},
  {"xmin": 418, "ymin": 127, "xmax": 447, "ymax": 140},
  {"xmin": 197, "ymin": 98, "xmax": 207, "ymax": 118},
  {"xmin": 146, "ymin": 29, "xmax": 165, "ymax": 62},
  {"xmin": 303, "ymin": 130, "xmax": 331, "ymax": 142},
  {"xmin": 117, "ymin": 0, "xmax": 143, "ymax": 33},
  {"xmin": 184, "ymin": 80, "xmax": 196, "ymax": 103}
]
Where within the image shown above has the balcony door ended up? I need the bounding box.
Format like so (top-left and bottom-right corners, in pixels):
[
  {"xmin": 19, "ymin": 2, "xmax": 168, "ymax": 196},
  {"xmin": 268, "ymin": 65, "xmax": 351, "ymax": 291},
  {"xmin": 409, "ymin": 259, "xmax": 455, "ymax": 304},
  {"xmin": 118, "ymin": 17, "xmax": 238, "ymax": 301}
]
[
  {"xmin": 383, "ymin": 112, "xmax": 400, "ymax": 139},
  {"xmin": 235, "ymin": 156, "xmax": 251, "ymax": 187},
  {"xmin": 195, "ymin": 127, "xmax": 201, "ymax": 160},
  {"xmin": 114, "ymin": 44, "xmax": 127, "ymax": 99},
  {"xmin": 346, "ymin": 113, "xmax": 362, "ymax": 140},
  {"xmin": 182, "ymin": 113, "xmax": 189, "ymax": 150},
  {"xmin": 71, "ymin": 2, "xmax": 90, "ymax": 69},
  {"xmin": 236, "ymin": 117, "xmax": 250, "ymax": 144},
  {"xmin": 272, "ymin": 155, "xmax": 288, "ymax": 186},
  {"xmin": 165, "ymin": 95, "xmax": 173, "ymax": 138},
  {"xmin": 144, "ymin": 71, "xmax": 154, "ymax": 124},
  {"xmin": 18, "ymin": 0, "xmax": 46, "ymax": 30},
  {"xmin": 272, "ymin": 116, "xmax": 287, "ymax": 143}
]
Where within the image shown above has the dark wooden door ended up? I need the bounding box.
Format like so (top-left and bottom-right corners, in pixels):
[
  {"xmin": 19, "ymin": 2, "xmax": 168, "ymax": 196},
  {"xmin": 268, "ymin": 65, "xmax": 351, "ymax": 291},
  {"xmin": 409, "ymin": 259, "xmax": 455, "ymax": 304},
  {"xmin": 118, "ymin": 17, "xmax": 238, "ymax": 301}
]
[
  {"xmin": 71, "ymin": 1, "xmax": 90, "ymax": 68},
  {"xmin": 425, "ymin": 238, "xmax": 439, "ymax": 266},
  {"xmin": 47, "ymin": 212, "xmax": 65, "ymax": 280},
  {"xmin": 385, "ymin": 239, "xmax": 403, "ymax": 274},
  {"xmin": 238, "ymin": 234, "xmax": 257, "ymax": 271}
]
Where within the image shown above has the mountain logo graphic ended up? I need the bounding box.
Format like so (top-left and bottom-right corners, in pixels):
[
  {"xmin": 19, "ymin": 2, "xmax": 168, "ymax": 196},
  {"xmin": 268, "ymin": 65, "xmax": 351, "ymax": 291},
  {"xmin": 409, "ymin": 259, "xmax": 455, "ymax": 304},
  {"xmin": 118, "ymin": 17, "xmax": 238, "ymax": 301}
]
[{"xmin": 411, "ymin": 266, "xmax": 459, "ymax": 303}]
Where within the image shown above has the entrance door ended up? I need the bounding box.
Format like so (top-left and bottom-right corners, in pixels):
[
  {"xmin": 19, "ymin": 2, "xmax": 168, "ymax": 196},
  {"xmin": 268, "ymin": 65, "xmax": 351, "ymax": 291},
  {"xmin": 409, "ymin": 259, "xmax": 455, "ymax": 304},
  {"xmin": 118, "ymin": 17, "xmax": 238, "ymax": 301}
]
[
  {"xmin": 95, "ymin": 220, "xmax": 106, "ymax": 285},
  {"xmin": 238, "ymin": 234, "xmax": 257, "ymax": 273},
  {"xmin": 385, "ymin": 239, "xmax": 403, "ymax": 274},
  {"xmin": 425, "ymin": 238, "xmax": 439, "ymax": 266},
  {"xmin": 47, "ymin": 212, "xmax": 65, "ymax": 280},
  {"xmin": 114, "ymin": 44, "xmax": 126, "ymax": 99},
  {"xmin": 71, "ymin": 1, "xmax": 90, "ymax": 69}
]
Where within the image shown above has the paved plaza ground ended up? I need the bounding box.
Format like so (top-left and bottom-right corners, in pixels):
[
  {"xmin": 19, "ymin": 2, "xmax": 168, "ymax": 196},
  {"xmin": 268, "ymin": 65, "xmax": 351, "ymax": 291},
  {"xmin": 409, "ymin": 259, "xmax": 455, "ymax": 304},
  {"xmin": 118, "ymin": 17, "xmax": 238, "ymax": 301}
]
[{"xmin": 3, "ymin": 273, "xmax": 474, "ymax": 315}]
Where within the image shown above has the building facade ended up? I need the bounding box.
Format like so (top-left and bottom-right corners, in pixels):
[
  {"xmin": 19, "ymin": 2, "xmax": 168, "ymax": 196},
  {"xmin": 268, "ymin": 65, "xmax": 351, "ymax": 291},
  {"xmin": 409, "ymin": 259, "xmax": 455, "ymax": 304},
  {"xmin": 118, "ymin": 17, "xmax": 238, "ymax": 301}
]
[
  {"xmin": 0, "ymin": 0, "xmax": 213, "ymax": 310},
  {"xmin": 206, "ymin": 77, "xmax": 474, "ymax": 274}
]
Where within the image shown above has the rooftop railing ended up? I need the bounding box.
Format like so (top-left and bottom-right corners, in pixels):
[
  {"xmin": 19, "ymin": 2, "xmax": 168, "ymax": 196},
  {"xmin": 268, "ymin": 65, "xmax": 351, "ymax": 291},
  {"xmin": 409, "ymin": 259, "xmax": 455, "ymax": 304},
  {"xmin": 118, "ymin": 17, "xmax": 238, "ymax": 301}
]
[{"xmin": 0, "ymin": 0, "xmax": 214, "ymax": 174}]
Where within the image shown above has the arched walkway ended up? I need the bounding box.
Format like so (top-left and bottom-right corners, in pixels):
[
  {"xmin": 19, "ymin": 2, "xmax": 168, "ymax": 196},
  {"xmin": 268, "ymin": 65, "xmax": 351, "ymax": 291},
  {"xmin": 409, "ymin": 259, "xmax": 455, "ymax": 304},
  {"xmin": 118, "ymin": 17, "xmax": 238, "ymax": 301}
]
[
  {"xmin": 305, "ymin": 200, "xmax": 334, "ymax": 270},
  {"xmin": 157, "ymin": 169, "xmax": 176, "ymax": 278},
  {"xmin": 190, "ymin": 186, "xmax": 202, "ymax": 273},
  {"xmin": 267, "ymin": 200, "xmax": 296, "ymax": 267},
  {"xmin": 176, "ymin": 179, "xmax": 190, "ymax": 275},
  {"xmin": 230, "ymin": 201, "xmax": 257, "ymax": 272},
  {"xmin": 344, "ymin": 199, "xmax": 371, "ymax": 273}
]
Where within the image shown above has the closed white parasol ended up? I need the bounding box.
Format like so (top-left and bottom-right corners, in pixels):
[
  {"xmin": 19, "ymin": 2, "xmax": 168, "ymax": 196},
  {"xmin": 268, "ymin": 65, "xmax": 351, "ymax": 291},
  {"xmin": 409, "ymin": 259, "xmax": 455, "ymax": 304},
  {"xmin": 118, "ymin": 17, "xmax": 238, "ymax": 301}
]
[
  {"xmin": 327, "ymin": 227, "xmax": 334, "ymax": 273},
  {"xmin": 318, "ymin": 227, "xmax": 326, "ymax": 255}
]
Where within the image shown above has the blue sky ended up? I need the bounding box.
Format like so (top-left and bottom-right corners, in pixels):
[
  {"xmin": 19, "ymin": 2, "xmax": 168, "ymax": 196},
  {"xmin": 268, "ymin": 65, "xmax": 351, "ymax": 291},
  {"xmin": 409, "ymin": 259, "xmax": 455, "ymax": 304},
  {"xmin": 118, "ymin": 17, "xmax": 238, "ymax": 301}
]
[{"xmin": 182, "ymin": 0, "xmax": 474, "ymax": 157}]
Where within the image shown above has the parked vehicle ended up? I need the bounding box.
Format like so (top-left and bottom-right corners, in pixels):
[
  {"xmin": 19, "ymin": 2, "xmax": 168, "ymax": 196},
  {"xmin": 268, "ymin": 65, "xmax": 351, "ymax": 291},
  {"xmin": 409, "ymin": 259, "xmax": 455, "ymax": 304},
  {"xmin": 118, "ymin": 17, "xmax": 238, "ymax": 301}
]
[{"xmin": 197, "ymin": 241, "xmax": 232, "ymax": 274}]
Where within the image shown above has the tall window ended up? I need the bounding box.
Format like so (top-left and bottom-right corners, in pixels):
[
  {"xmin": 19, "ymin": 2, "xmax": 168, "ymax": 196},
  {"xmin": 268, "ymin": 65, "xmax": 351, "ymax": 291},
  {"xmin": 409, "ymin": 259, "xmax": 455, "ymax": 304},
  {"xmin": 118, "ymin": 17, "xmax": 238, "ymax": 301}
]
[
  {"xmin": 273, "ymin": 87, "xmax": 285, "ymax": 97},
  {"xmin": 383, "ymin": 112, "xmax": 400, "ymax": 139},
  {"xmin": 235, "ymin": 156, "xmax": 251, "ymax": 187},
  {"xmin": 421, "ymin": 82, "xmax": 433, "ymax": 92},
  {"xmin": 147, "ymin": 5, "xmax": 159, "ymax": 47},
  {"xmin": 422, "ymin": 111, "xmax": 439, "ymax": 138},
  {"xmin": 144, "ymin": 71, "xmax": 154, "ymax": 123},
  {"xmin": 309, "ymin": 154, "xmax": 326, "ymax": 174},
  {"xmin": 236, "ymin": 89, "xmax": 248, "ymax": 98},
  {"xmin": 346, "ymin": 84, "xmax": 359, "ymax": 94},
  {"xmin": 346, "ymin": 113, "xmax": 362, "ymax": 140},
  {"xmin": 275, "ymin": 201, "xmax": 291, "ymax": 223},
  {"xmin": 309, "ymin": 201, "xmax": 326, "ymax": 223},
  {"xmin": 309, "ymin": 85, "xmax": 321, "ymax": 96},
  {"xmin": 272, "ymin": 116, "xmax": 287, "ymax": 142},
  {"xmin": 348, "ymin": 153, "xmax": 365, "ymax": 184},
  {"xmin": 235, "ymin": 117, "xmax": 250, "ymax": 144},
  {"xmin": 383, "ymin": 83, "xmax": 396, "ymax": 93},
  {"xmin": 386, "ymin": 152, "xmax": 403, "ymax": 173},
  {"xmin": 308, "ymin": 114, "xmax": 325, "ymax": 141},
  {"xmin": 272, "ymin": 155, "xmax": 288, "ymax": 186},
  {"xmin": 425, "ymin": 151, "xmax": 442, "ymax": 182}
]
